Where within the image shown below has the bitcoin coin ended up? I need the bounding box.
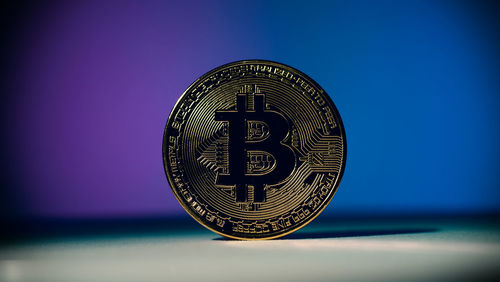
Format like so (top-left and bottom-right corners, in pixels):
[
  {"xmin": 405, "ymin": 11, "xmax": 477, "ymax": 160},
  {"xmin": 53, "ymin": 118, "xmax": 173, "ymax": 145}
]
[{"xmin": 163, "ymin": 60, "xmax": 346, "ymax": 240}]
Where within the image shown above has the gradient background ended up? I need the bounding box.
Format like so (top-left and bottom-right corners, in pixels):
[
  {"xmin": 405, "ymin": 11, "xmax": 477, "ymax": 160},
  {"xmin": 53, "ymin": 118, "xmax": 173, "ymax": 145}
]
[{"xmin": 1, "ymin": 0, "xmax": 499, "ymax": 223}]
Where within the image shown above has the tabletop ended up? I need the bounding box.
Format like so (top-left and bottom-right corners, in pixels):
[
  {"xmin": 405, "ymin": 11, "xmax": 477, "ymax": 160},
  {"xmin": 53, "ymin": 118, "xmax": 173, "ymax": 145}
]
[{"xmin": 1, "ymin": 216, "xmax": 499, "ymax": 281}]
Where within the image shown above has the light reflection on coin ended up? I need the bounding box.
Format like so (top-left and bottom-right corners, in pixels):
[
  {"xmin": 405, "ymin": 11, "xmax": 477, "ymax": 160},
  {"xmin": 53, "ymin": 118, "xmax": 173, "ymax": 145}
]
[{"xmin": 163, "ymin": 60, "xmax": 346, "ymax": 240}]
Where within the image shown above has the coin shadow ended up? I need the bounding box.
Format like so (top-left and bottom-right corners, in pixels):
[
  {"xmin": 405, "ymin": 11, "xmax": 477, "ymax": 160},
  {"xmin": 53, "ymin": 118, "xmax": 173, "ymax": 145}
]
[
  {"xmin": 213, "ymin": 227, "xmax": 438, "ymax": 241},
  {"xmin": 281, "ymin": 227, "xmax": 438, "ymax": 240}
]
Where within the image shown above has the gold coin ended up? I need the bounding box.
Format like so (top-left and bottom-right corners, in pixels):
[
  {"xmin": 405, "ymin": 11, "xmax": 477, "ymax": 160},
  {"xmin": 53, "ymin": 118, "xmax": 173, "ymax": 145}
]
[{"xmin": 163, "ymin": 60, "xmax": 346, "ymax": 240}]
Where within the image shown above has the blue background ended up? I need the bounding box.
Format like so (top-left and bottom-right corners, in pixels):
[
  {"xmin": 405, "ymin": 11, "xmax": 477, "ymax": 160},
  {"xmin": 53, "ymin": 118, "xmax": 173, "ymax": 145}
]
[{"xmin": 1, "ymin": 0, "xmax": 499, "ymax": 220}]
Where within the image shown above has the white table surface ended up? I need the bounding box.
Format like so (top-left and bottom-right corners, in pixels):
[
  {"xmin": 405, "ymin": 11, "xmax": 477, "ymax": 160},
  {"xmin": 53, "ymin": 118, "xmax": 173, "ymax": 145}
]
[{"xmin": 1, "ymin": 216, "xmax": 499, "ymax": 282}]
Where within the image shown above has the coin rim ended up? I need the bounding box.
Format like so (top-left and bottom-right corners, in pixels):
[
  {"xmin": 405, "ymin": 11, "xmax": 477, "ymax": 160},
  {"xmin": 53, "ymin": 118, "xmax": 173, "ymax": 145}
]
[{"xmin": 162, "ymin": 59, "xmax": 347, "ymax": 240}]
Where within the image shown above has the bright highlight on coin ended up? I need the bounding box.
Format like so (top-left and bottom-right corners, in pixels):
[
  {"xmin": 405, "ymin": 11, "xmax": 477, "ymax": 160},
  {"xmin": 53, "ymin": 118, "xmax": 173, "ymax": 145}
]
[{"xmin": 163, "ymin": 60, "xmax": 346, "ymax": 240}]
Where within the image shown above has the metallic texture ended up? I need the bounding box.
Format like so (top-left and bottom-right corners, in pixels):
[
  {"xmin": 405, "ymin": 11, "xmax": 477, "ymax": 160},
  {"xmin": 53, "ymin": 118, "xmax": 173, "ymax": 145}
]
[{"xmin": 163, "ymin": 60, "xmax": 346, "ymax": 239}]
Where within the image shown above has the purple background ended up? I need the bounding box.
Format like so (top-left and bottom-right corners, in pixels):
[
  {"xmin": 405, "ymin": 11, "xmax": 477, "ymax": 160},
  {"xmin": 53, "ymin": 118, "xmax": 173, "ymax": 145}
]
[{"xmin": 1, "ymin": 0, "xmax": 500, "ymax": 220}]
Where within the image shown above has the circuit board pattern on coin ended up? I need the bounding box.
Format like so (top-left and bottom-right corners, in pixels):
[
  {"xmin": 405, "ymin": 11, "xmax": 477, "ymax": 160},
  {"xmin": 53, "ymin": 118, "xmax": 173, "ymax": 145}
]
[{"xmin": 163, "ymin": 60, "xmax": 346, "ymax": 239}]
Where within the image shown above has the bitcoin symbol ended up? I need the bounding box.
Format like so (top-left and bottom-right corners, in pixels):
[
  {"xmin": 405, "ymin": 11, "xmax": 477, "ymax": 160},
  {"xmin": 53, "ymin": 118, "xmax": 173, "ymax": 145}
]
[{"xmin": 215, "ymin": 88, "xmax": 295, "ymax": 203}]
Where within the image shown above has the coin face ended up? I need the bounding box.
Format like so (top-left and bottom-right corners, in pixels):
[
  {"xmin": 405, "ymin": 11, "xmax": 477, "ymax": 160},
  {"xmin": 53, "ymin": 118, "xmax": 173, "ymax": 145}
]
[{"xmin": 163, "ymin": 60, "xmax": 346, "ymax": 240}]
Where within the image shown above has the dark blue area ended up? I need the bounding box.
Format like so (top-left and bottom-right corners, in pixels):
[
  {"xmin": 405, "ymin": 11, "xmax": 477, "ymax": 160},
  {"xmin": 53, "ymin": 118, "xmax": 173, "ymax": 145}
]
[{"xmin": 0, "ymin": 0, "xmax": 499, "ymax": 220}]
